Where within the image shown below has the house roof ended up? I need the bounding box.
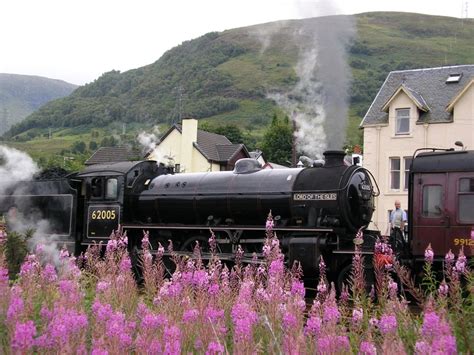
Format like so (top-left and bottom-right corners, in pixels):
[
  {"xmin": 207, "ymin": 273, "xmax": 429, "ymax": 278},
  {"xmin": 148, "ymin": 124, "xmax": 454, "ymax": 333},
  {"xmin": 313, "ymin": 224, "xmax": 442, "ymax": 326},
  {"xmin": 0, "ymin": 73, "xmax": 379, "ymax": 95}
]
[
  {"xmin": 159, "ymin": 123, "xmax": 249, "ymax": 163},
  {"xmin": 361, "ymin": 65, "xmax": 474, "ymax": 127},
  {"xmin": 85, "ymin": 146, "xmax": 141, "ymax": 165}
]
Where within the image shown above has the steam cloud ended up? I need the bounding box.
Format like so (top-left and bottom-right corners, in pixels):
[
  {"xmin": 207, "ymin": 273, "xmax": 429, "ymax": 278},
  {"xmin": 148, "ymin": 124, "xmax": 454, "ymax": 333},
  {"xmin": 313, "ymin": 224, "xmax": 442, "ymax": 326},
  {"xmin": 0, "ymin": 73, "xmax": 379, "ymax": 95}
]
[
  {"xmin": 1, "ymin": 145, "xmax": 65, "ymax": 265},
  {"xmin": 0, "ymin": 145, "xmax": 39, "ymax": 195},
  {"xmin": 252, "ymin": 0, "xmax": 355, "ymax": 159},
  {"xmin": 138, "ymin": 126, "xmax": 175, "ymax": 165}
]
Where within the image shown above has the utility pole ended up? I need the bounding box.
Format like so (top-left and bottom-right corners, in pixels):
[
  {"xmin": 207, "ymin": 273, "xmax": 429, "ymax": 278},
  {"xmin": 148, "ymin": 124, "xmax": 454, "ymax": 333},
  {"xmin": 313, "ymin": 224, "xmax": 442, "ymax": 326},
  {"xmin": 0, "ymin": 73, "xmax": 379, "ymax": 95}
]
[
  {"xmin": 291, "ymin": 112, "xmax": 297, "ymax": 167},
  {"xmin": 0, "ymin": 108, "xmax": 8, "ymax": 135}
]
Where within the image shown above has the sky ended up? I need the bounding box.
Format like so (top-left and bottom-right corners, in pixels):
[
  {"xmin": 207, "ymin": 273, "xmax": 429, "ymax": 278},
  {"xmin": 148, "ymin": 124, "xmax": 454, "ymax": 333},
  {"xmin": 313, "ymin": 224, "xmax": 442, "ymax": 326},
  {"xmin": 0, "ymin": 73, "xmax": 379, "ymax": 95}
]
[{"xmin": 1, "ymin": 0, "xmax": 472, "ymax": 85}]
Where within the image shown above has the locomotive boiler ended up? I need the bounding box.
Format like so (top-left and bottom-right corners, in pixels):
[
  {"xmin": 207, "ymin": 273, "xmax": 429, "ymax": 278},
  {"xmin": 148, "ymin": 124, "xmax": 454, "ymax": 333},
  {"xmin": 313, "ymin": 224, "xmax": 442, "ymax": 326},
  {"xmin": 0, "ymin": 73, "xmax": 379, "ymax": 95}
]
[{"xmin": 138, "ymin": 150, "xmax": 375, "ymax": 231}]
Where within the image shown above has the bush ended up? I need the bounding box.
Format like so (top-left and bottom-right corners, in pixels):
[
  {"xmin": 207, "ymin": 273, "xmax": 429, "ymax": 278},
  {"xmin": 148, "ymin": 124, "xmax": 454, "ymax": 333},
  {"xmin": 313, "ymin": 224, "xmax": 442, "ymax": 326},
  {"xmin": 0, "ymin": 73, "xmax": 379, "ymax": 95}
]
[{"xmin": 2, "ymin": 230, "xmax": 30, "ymax": 279}]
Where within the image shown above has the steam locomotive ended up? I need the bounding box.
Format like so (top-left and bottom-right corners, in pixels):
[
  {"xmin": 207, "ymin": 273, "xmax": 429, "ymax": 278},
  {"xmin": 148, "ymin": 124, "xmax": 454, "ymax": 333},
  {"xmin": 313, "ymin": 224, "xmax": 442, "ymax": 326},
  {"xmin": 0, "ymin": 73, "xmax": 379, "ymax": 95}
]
[
  {"xmin": 1, "ymin": 150, "xmax": 378, "ymax": 283},
  {"xmin": 3, "ymin": 146, "xmax": 473, "ymax": 284}
]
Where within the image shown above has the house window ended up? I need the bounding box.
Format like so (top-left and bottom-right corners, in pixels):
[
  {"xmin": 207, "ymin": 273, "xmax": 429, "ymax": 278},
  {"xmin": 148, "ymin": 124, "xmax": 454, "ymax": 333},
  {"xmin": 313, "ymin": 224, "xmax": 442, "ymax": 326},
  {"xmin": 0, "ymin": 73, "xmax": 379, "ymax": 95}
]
[
  {"xmin": 458, "ymin": 178, "xmax": 474, "ymax": 223},
  {"xmin": 390, "ymin": 158, "xmax": 401, "ymax": 190},
  {"xmin": 404, "ymin": 157, "xmax": 412, "ymax": 190},
  {"xmin": 395, "ymin": 108, "xmax": 410, "ymax": 135}
]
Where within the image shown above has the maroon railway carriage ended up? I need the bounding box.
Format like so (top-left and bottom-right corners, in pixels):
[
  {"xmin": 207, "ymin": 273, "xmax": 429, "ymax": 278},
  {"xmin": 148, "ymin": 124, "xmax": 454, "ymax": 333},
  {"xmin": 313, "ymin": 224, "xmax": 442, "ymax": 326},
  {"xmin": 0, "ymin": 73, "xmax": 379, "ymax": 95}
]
[{"xmin": 408, "ymin": 149, "xmax": 474, "ymax": 262}]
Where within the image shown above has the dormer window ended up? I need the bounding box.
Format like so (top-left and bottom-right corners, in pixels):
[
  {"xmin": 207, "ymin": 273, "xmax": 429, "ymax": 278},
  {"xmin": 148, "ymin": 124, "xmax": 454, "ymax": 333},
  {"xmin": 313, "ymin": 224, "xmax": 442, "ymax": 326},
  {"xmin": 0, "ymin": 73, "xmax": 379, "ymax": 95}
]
[{"xmin": 395, "ymin": 108, "xmax": 410, "ymax": 135}]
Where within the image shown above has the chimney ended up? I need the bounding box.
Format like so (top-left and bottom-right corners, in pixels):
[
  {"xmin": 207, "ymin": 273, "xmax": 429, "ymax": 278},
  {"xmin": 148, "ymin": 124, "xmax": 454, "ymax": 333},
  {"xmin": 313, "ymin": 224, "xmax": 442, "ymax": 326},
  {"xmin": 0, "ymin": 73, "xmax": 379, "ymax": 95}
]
[
  {"xmin": 323, "ymin": 150, "xmax": 346, "ymax": 167},
  {"xmin": 180, "ymin": 117, "xmax": 198, "ymax": 172}
]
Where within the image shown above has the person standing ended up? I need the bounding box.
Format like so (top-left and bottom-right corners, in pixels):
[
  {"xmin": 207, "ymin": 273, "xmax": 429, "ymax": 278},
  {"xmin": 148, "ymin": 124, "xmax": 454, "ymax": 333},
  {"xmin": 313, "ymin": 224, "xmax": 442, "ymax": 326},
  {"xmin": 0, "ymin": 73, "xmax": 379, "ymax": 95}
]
[{"xmin": 389, "ymin": 200, "xmax": 407, "ymax": 251}]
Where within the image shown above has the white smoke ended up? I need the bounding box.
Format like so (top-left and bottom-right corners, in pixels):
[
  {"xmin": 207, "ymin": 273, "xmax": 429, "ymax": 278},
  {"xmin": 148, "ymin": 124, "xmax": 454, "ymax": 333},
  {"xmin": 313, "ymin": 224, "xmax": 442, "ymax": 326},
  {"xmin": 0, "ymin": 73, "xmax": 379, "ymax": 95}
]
[
  {"xmin": 0, "ymin": 146, "xmax": 66, "ymax": 264},
  {"xmin": 0, "ymin": 145, "xmax": 39, "ymax": 195},
  {"xmin": 251, "ymin": 0, "xmax": 356, "ymax": 159},
  {"xmin": 137, "ymin": 126, "xmax": 173, "ymax": 164}
]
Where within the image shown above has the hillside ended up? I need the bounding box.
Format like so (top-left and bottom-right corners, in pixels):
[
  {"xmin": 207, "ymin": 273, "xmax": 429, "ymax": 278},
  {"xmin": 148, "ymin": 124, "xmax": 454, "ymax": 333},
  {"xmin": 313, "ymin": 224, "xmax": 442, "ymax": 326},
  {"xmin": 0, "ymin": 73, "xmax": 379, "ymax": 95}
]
[
  {"xmin": 3, "ymin": 12, "xmax": 474, "ymax": 155},
  {"xmin": 0, "ymin": 74, "xmax": 77, "ymax": 135}
]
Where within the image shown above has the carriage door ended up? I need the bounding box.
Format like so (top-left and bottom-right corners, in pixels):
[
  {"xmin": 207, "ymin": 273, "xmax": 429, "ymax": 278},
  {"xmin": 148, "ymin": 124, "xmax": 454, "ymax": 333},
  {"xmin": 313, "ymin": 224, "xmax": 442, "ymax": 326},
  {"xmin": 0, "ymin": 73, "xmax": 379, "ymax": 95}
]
[
  {"xmin": 446, "ymin": 174, "xmax": 474, "ymax": 257},
  {"xmin": 411, "ymin": 173, "xmax": 447, "ymax": 257},
  {"xmin": 85, "ymin": 176, "xmax": 121, "ymax": 241}
]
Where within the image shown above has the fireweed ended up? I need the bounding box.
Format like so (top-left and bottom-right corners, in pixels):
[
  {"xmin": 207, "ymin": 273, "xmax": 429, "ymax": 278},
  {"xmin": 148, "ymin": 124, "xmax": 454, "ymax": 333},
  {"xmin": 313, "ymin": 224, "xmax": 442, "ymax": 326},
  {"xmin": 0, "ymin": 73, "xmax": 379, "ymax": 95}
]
[{"xmin": 0, "ymin": 219, "xmax": 472, "ymax": 353}]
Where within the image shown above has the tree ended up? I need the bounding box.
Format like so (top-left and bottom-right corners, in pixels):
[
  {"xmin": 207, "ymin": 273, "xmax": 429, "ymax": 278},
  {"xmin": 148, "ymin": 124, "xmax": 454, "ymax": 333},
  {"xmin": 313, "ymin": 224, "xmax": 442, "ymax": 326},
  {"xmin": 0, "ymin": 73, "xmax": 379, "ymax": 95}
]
[
  {"xmin": 260, "ymin": 114, "xmax": 292, "ymax": 166},
  {"xmin": 89, "ymin": 141, "xmax": 98, "ymax": 151},
  {"xmin": 71, "ymin": 140, "xmax": 86, "ymax": 154},
  {"xmin": 212, "ymin": 124, "xmax": 244, "ymax": 144}
]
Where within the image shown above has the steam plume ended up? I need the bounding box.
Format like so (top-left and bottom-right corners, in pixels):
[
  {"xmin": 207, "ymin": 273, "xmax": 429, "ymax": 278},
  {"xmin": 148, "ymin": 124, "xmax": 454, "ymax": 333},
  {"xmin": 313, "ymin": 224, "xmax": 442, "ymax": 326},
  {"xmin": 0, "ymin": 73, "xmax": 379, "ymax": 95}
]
[
  {"xmin": 253, "ymin": 0, "xmax": 355, "ymax": 158},
  {"xmin": 0, "ymin": 145, "xmax": 39, "ymax": 195}
]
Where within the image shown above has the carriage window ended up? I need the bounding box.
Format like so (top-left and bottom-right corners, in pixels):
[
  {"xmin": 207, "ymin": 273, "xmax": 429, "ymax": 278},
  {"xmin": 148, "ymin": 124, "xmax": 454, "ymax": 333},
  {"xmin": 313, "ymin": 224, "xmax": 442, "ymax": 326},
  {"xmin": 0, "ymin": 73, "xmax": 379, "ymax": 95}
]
[
  {"xmin": 422, "ymin": 185, "xmax": 443, "ymax": 218},
  {"xmin": 458, "ymin": 178, "xmax": 474, "ymax": 222},
  {"xmin": 105, "ymin": 178, "xmax": 118, "ymax": 200}
]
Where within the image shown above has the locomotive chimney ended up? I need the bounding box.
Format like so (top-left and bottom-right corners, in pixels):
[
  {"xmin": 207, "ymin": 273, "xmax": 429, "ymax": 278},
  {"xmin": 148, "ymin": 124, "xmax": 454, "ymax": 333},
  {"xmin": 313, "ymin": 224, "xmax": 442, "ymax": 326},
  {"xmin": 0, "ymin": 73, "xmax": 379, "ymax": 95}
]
[{"xmin": 323, "ymin": 150, "xmax": 346, "ymax": 167}]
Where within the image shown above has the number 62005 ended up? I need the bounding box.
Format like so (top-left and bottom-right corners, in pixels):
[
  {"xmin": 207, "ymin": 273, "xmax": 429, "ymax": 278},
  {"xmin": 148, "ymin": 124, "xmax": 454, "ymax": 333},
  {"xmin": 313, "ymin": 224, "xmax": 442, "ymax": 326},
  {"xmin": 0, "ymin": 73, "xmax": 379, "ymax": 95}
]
[{"xmin": 91, "ymin": 210, "xmax": 116, "ymax": 220}]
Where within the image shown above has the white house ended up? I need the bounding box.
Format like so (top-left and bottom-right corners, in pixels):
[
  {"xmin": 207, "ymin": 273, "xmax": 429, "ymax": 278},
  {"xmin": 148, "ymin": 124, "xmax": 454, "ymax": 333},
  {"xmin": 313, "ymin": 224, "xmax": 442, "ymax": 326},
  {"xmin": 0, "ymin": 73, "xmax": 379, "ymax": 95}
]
[{"xmin": 360, "ymin": 65, "xmax": 474, "ymax": 234}]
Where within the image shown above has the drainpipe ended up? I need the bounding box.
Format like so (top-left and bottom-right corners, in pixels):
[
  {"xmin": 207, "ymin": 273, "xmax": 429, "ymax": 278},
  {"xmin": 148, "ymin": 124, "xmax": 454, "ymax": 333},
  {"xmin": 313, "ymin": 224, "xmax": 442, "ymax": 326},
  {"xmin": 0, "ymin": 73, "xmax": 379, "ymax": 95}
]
[
  {"xmin": 376, "ymin": 125, "xmax": 381, "ymax": 231},
  {"xmin": 423, "ymin": 123, "xmax": 429, "ymax": 147}
]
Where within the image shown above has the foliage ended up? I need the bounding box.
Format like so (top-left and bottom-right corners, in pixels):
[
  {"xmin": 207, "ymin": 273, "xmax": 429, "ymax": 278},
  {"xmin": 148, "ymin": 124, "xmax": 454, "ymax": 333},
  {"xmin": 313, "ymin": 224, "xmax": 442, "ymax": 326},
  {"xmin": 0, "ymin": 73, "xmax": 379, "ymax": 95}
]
[
  {"xmin": 2, "ymin": 230, "xmax": 30, "ymax": 279},
  {"xmin": 260, "ymin": 114, "xmax": 293, "ymax": 165},
  {"xmin": 0, "ymin": 219, "xmax": 472, "ymax": 353}
]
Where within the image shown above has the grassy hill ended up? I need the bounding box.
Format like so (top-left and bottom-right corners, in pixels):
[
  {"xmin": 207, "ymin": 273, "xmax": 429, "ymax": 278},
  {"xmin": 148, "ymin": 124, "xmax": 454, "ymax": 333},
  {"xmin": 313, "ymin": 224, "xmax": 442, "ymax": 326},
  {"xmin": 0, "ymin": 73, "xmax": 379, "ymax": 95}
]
[
  {"xmin": 0, "ymin": 74, "xmax": 77, "ymax": 135},
  {"xmin": 2, "ymin": 12, "xmax": 473, "ymax": 165}
]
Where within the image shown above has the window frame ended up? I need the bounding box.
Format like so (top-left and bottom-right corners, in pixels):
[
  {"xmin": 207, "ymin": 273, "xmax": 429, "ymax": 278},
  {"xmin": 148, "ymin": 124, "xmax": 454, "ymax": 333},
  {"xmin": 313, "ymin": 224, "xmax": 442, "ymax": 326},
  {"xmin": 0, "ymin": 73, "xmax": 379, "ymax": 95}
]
[
  {"xmin": 389, "ymin": 157, "xmax": 401, "ymax": 190},
  {"xmin": 422, "ymin": 184, "xmax": 443, "ymax": 218},
  {"xmin": 457, "ymin": 177, "xmax": 474, "ymax": 223},
  {"xmin": 395, "ymin": 108, "xmax": 410, "ymax": 135}
]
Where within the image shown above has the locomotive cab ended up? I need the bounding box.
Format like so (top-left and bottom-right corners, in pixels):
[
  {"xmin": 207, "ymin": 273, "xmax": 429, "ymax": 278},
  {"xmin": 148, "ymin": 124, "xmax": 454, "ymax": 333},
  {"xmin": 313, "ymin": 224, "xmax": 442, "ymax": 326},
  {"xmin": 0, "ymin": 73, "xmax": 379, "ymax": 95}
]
[{"xmin": 72, "ymin": 160, "xmax": 168, "ymax": 245}]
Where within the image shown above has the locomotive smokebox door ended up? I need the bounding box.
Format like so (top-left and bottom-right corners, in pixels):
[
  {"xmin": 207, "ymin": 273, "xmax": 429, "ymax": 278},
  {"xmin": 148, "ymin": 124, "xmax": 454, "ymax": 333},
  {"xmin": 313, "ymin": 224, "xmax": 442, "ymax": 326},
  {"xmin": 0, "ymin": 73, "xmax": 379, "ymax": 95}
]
[{"xmin": 288, "ymin": 237, "xmax": 322, "ymax": 275}]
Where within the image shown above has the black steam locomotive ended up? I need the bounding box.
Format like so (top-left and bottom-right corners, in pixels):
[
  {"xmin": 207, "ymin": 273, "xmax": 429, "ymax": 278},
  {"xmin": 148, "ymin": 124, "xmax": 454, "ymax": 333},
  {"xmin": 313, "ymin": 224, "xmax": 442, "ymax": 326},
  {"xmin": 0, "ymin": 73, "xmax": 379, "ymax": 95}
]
[{"xmin": 1, "ymin": 150, "xmax": 378, "ymax": 282}]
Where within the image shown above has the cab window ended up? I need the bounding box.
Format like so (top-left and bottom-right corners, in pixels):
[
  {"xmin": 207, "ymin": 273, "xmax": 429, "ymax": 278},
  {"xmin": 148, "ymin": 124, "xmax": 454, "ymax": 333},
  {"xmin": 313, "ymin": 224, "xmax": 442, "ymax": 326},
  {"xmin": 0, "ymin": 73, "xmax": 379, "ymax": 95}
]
[
  {"xmin": 91, "ymin": 178, "xmax": 103, "ymax": 198},
  {"xmin": 105, "ymin": 178, "xmax": 118, "ymax": 200}
]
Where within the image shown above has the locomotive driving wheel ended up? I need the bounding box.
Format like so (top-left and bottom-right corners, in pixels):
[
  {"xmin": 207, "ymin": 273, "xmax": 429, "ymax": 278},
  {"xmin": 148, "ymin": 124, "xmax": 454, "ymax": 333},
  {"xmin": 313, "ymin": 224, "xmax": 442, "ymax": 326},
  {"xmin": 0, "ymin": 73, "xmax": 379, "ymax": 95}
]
[{"xmin": 180, "ymin": 235, "xmax": 212, "ymax": 254}]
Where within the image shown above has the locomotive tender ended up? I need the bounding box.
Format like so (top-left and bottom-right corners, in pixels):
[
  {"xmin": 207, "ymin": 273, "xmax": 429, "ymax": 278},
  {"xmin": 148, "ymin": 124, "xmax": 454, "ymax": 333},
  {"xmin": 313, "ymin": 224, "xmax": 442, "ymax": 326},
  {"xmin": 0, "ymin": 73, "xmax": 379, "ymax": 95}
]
[{"xmin": 1, "ymin": 150, "xmax": 378, "ymax": 282}]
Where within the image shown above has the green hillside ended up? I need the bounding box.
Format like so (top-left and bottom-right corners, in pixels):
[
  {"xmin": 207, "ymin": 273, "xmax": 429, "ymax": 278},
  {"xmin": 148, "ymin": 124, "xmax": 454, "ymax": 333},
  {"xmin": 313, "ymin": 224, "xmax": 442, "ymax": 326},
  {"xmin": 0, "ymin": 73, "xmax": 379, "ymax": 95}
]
[
  {"xmin": 2, "ymin": 12, "xmax": 474, "ymax": 162},
  {"xmin": 0, "ymin": 74, "xmax": 77, "ymax": 135}
]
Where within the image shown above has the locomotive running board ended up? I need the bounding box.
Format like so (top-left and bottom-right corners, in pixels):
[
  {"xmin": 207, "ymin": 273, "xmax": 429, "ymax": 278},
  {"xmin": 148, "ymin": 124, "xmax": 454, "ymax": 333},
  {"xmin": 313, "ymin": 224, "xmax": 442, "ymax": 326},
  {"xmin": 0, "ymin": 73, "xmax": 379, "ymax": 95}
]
[{"xmin": 122, "ymin": 223, "xmax": 333, "ymax": 233}]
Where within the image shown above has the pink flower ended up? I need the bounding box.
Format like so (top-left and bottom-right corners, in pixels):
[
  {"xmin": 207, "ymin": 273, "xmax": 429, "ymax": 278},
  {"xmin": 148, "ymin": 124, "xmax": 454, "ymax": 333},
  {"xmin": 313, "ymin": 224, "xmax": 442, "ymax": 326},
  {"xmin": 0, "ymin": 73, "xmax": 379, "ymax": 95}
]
[
  {"xmin": 438, "ymin": 280, "xmax": 449, "ymax": 297},
  {"xmin": 305, "ymin": 315, "xmax": 322, "ymax": 336},
  {"xmin": 183, "ymin": 309, "xmax": 199, "ymax": 323},
  {"xmin": 206, "ymin": 341, "xmax": 224, "ymax": 354},
  {"xmin": 359, "ymin": 340, "xmax": 377, "ymax": 355},
  {"xmin": 352, "ymin": 307, "xmax": 363, "ymax": 325},
  {"xmin": 42, "ymin": 263, "xmax": 57, "ymax": 283},
  {"xmin": 424, "ymin": 244, "xmax": 434, "ymax": 263},
  {"xmin": 119, "ymin": 256, "xmax": 132, "ymax": 272},
  {"xmin": 379, "ymin": 314, "xmax": 397, "ymax": 334},
  {"xmin": 445, "ymin": 249, "xmax": 455, "ymax": 264},
  {"xmin": 323, "ymin": 304, "xmax": 340, "ymax": 324},
  {"xmin": 291, "ymin": 280, "xmax": 306, "ymax": 297},
  {"xmin": 282, "ymin": 311, "xmax": 297, "ymax": 329},
  {"xmin": 11, "ymin": 320, "xmax": 36, "ymax": 351},
  {"xmin": 455, "ymin": 248, "xmax": 466, "ymax": 273}
]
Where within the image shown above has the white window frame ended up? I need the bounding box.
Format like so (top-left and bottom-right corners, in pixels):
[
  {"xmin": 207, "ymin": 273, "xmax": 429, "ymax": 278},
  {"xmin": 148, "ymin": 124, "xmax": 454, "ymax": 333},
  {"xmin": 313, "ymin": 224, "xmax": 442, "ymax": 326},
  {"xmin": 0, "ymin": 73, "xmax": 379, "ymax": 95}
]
[
  {"xmin": 395, "ymin": 108, "xmax": 410, "ymax": 135},
  {"xmin": 390, "ymin": 157, "xmax": 401, "ymax": 190}
]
